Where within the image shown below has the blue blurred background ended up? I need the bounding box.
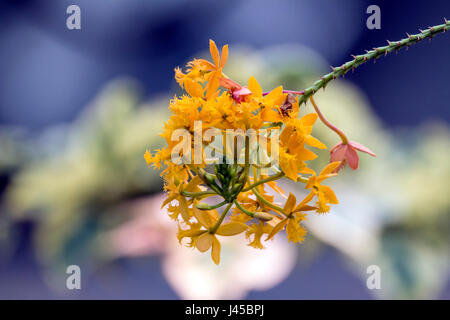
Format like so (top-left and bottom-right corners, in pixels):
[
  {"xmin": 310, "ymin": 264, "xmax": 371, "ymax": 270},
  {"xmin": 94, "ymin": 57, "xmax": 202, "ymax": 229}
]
[{"xmin": 0, "ymin": 0, "xmax": 449, "ymax": 299}]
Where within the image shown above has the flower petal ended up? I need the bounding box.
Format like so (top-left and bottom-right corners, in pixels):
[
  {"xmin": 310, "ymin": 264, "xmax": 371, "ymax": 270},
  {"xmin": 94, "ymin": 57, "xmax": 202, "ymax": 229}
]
[
  {"xmin": 305, "ymin": 135, "xmax": 327, "ymax": 149},
  {"xmin": 209, "ymin": 39, "xmax": 220, "ymax": 67},
  {"xmin": 297, "ymin": 191, "xmax": 315, "ymax": 207},
  {"xmin": 284, "ymin": 193, "xmax": 297, "ymax": 213},
  {"xmin": 205, "ymin": 72, "xmax": 220, "ymax": 99},
  {"xmin": 179, "ymin": 196, "xmax": 191, "ymax": 222},
  {"xmin": 346, "ymin": 146, "xmax": 359, "ymax": 170},
  {"xmin": 184, "ymin": 80, "xmax": 204, "ymax": 98},
  {"xmin": 216, "ymin": 222, "xmax": 248, "ymax": 236},
  {"xmin": 300, "ymin": 113, "xmax": 318, "ymax": 126},
  {"xmin": 266, "ymin": 219, "xmax": 288, "ymax": 240},
  {"xmin": 330, "ymin": 143, "xmax": 347, "ymax": 162},
  {"xmin": 193, "ymin": 206, "xmax": 216, "ymax": 228},
  {"xmin": 279, "ymin": 155, "xmax": 298, "ymax": 181},
  {"xmin": 144, "ymin": 150, "xmax": 152, "ymax": 166},
  {"xmin": 211, "ymin": 236, "xmax": 221, "ymax": 265},
  {"xmin": 319, "ymin": 161, "xmax": 341, "ymax": 176},
  {"xmin": 248, "ymin": 76, "xmax": 262, "ymax": 98},
  {"xmin": 293, "ymin": 204, "xmax": 316, "ymax": 213},
  {"xmin": 219, "ymin": 44, "xmax": 228, "ymax": 68},
  {"xmin": 185, "ymin": 175, "xmax": 203, "ymax": 192},
  {"xmin": 286, "ymin": 217, "xmax": 307, "ymax": 243},
  {"xmin": 264, "ymin": 86, "xmax": 284, "ymax": 105},
  {"xmin": 196, "ymin": 232, "xmax": 213, "ymax": 252},
  {"xmin": 177, "ymin": 229, "xmax": 206, "ymax": 244},
  {"xmin": 295, "ymin": 147, "xmax": 317, "ymax": 161},
  {"xmin": 321, "ymin": 185, "xmax": 339, "ymax": 204},
  {"xmin": 299, "ymin": 167, "xmax": 315, "ymax": 175},
  {"xmin": 161, "ymin": 193, "xmax": 177, "ymax": 208},
  {"xmin": 261, "ymin": 107, "xmax": 283, "ymax": 123},
  {"xmin": 349, "ymin": 141, "xmax": 376, "ymax": 157}
]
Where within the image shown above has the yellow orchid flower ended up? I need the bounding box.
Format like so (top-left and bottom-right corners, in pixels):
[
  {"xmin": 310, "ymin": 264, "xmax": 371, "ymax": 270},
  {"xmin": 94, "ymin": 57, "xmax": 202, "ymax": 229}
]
[
  {"xmin": 161, "ymin": 174, "xmax": 203, "ymax": 222},
  {"xmin": 266, "ymin": 193, "xmax": 316, "ymax": 243},
  {"xmin": 174, "ymin": 39, "xmax": 228, "ymax": 100},
  {"xmin": 245, "ymin": 221, "xmax": 273, "ymax": 249},
  {"xmin": 179, "ymin": 206, "xmax": 248, "ymax": 264},
  {"xmin": 304, "ymin": 162, "xmax": 340, "ymax": 213},
  {"xmin": 247, "ymin": 76, "xmax": 286, "ymax": 123}
]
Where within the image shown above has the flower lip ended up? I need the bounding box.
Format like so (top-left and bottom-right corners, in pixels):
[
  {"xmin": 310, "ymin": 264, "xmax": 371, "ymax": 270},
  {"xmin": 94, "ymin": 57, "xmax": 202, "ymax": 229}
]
[
  {"xmin": 231, "ymin": 86, "xmax": 252, "ymax": 103},
  {"xmin": 219, "ymin": 77, "xmax": 252, "ymax": 103}
]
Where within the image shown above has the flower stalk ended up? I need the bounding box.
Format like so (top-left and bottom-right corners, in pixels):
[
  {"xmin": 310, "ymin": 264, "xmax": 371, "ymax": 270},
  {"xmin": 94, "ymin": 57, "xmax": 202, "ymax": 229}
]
[
  {"xmin": 209, "ymin": 202, "xmax": 233, "ymax": 234},
  {"xmin": 298, "ymin": 20, "xmax": 450, "ymax": 104},
  {"xmin": 310, "ymin": 96, "xmax": 348, "ymax": 144}
]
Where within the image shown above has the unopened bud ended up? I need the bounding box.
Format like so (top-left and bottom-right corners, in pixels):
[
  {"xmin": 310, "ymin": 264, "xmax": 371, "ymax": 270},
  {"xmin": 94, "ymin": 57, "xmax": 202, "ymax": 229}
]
[
  {"xmin": 195, "ymin": 202, "xmax": 211, "ymax": 210},
  {"xmin": 217, "ymin": 173, "xmax": 225, "ymax": 182},
  {"xmin": 231, "ymin": 183, "xmax": 243, "ymax": 194},
  {"xmin": 254, "ymin": 212, "xmax": 273, "ymax": 221},
  {"xmin": 204, "ymin": 173, "xmax": 216, "ymax": 185}
]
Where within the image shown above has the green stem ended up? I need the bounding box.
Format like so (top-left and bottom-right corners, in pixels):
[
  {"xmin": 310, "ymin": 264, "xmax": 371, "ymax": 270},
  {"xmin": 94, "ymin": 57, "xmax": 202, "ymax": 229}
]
[
  {"xmin": 261, "ymin": 123, "xmax": 282, "ymax": 129},
  {"xmin": 197, "ymin": 167, "xmax": 222, "ymax": 194},
  {"xmin": 195, "ymin": 200, "xmax": 228, "ymax": 210},
  {"xmin": 251, "ymin": 161, "xmax": 273, "ymax": 169},
  {"xmin": 233, "ymin": 200, "xmax": 255, "ymax": 218},
  {"xmin": 298, "ymin": 21, "xmax": 450, "ymax": 104},
  {"xmin": 210, "ymin": 202, "xmax": 233, "ymax": 233},
  {"xmin": 249, "ymin": 179, "xmax": 286, "ymax": 216},
  {"xmin": 181, "ymin": 190, "xmax": 218, "ymax": 198},
  {"xmin": 229, "ymin": 164, "xmax": 239, "ymax": 190},
  {"xmin": 241, "ymin": 172, "xmax": 285, "ymax": 192},
  {"xmin": 243, "ymin": 135, "xmax": 250, "ymax": 179}
]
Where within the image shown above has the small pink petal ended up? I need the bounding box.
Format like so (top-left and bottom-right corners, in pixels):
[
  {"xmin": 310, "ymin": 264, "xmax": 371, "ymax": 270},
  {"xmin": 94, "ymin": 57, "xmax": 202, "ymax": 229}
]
[
  {"xmin": 235, "ymin": 86, "xmax": 251, "ymax": 95},
  {"xmin": 232, "ymin": 86, "xmax": 252, "ymax": 103},
  {"xmin": 345, "ymin": 146, "xmax": 359, "ymax": 170},
  {"xmin": 330, "ymin": 143, "xmax": 347, "ymax": 162},
  {"xmin": 330, "ymin": 143, "xmax": 348, "ymax": 172},
  {"xmin": 349, "ymin": 141, "xmax": 376, "ymax": 157},
  {"xmin": 329, "ymin": 142, "xmax": 341, "ymax": 154}
]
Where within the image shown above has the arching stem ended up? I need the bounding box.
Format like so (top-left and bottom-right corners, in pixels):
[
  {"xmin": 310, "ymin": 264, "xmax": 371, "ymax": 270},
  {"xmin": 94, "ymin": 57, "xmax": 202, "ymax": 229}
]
[{"xmin": 310, "ymin": 96, "xmax": 348, "ymax": 144}]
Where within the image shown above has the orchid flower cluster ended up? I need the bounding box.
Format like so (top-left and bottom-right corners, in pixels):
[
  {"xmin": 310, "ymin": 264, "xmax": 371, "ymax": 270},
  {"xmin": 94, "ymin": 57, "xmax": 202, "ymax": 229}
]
[
  {"xmin": 144, "ymin": 40, "xmax": 374, "ymax": 264},
  {"xmin": 145, "ymin": 20, "xmax": 448, "ymax": 265}
]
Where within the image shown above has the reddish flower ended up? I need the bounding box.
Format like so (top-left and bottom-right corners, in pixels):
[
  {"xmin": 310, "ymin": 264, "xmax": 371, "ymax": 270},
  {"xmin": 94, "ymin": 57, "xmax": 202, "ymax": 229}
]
[
  {"xmin": 220, "ymin": 77, "xmax": 252, "ymax": 103},
  {"xmin": 330, "ymin": 141, "xmax": 376, "ymax": 172},
  {"xmin": 231, "ymin": 86, "xmax": 252, "ymax": 103}
]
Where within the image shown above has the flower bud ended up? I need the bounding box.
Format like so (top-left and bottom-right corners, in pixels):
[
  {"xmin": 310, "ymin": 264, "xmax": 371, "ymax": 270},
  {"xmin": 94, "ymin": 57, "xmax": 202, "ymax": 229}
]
[
  {"xmin": 204, "ymin": 173, "xmax": 216, "ymax": 185},
  {"xmin": 254, "ymin": 212, "xmax": 273, "ymax": 221},
  {"xmin": 195, "ymin": 202, "xmax": 212, "ymax": 210},
  {"xmin": 217, "ymin": 173, "xmax": 226, "ymax": 182},
  {"xmin": 229, "ymin": 165, "xmax": 238, "ymax": 177}
]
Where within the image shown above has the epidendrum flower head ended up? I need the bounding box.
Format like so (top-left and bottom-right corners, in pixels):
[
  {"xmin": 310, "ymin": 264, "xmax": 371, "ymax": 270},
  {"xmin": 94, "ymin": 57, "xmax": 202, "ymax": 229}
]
[{"xmin": 144, "ymin": 40, "xmax": 374, "ymax": 265}]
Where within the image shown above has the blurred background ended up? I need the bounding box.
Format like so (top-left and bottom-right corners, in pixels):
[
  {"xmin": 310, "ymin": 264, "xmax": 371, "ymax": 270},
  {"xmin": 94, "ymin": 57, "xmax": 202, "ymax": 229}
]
[{"xmin": 0, "ymin": 0, "xmax": 449, "ymax": 299}]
